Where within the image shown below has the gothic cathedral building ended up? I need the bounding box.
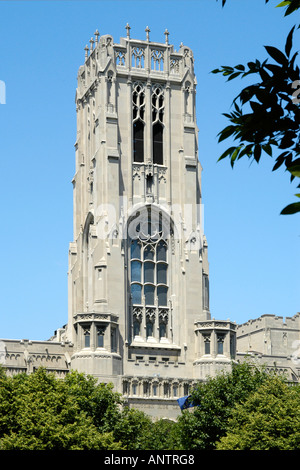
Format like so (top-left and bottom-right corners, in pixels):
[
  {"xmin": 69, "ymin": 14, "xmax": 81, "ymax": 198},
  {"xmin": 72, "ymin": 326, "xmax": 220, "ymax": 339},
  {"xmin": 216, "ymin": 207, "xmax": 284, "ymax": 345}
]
[
  {"xmin": 65, "ymin": 27, "xmax": 236, "ymax": 417},
  {"xmin": 1, "ymin": 28, "xmax": 299, "ymax": 420}
]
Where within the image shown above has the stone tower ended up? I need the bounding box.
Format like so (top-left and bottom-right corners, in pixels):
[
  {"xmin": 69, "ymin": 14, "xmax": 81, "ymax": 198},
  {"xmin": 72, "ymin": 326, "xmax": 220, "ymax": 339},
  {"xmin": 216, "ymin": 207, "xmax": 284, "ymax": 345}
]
[{"xmin": 66, "ymin": 26, "xmax": 236, "ymax": 418}]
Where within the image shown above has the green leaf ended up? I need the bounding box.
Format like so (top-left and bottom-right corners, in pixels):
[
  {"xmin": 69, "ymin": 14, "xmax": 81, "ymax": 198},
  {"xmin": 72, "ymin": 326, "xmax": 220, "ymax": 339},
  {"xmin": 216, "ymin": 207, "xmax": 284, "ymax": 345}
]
[
  {"xmin": 227, "ymin": 72, "xmax": 242, "ymax": 81},
  {"xmin": 217, "ymin": 125, "xmax": 236, "ymax": 143},
  {"xmin": 287, "ymin": 164, "xmax": 300, "ymax": 177},
  {"xmin": 238, "ymin": 144, "xmax": 253, "ymax": 159},
  {"xmin": 250, "ymin": 101, "xmax": 262, "ymax": 112},
  {"xmin": 235, "ymin": 64, "xmax": 245, "ymax": 71},
  {"xmin": 263, "ymin": 144, "xmax": 272, "ymax": 156},
  {"xmin": 285, "ymin": 25, "xmax": 295, "ymax": 57},
  {"xmin": 239, "ymin": 86, "xmax": 258, "ymax": 104},
  {"xmin": 264, "ymin": 63, "xmax": 283, "ymax": 74},
  {"xmin": 276, "ymin": 1, "xmax": 291, "ymax": 7},
  {"xmin": 276, "ymin": 0, "xmax": 300, "ymax": 15},
  {"xmin": 254, "ymin": 145, "xmax": 262, "ymax": 162},
  {"xmin": 217, "ymin": 146, "xmax": 237, "ymax": 162},
  {"xmin": 280, "ymin": 201, "xmax": 300, "ymax": 214},
  {"xmin": 230, "ymin": 147, "xmax": 241, "ymax": 167},
  {"xmin": 221, "ymin": 66, "xmax": 234, "ymax": 72},
  {"xmin": 259, "ymin": 67, "xmax": 271, "ymax": 82},
  {"xmin": 264, "ymin": 45, "xmax": 288, "ymax": 65},
  {"xmin": 285, "ymin": 0, "xmax": 300, "ymax": 16},
  {"xmin": 272, "ymin": 152, "xmax": 289, "ymax": 171},
  {"xmin": 247, "ymin": 61, "xmax": 257, "ymax": 71}
]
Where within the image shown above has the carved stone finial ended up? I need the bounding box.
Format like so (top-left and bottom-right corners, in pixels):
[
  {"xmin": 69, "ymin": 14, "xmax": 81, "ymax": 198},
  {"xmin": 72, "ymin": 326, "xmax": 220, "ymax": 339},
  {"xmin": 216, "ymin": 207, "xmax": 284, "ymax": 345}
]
[
  {"xmin": 84, "ymin": 44, "xmax": 89, "ymax": 59},
  {"xmin": 164, "ymin": 29, "xmax": 169, "ymax": 45},
  {"xmin": 89, "ymin": 37, "xmax": 94, "ymax": 51},
  {"xmin": 145, "ymin": 26, "xmax": 150, "ymax": 41},
  {"xmin": 94, "ymin": 29, "xmax": 100, "ymax": 44},
  {"xmin": 126, "ymin": 23, "xmax": 131, "ymax": 39}
]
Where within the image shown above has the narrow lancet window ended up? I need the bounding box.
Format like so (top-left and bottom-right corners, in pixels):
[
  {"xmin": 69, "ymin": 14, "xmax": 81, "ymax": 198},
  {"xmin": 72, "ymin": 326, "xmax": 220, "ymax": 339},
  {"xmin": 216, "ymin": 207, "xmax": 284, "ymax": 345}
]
[
  {"xmin": 152, "ymin": 85, "xmax": 164, "ymax": 165},
  {"xmin": 132, "ymin": 82, "xmax": 145, "ymax": 162},
  {"xmin": 153, "ymin": 122, "xmax": 163, "ymax": 165},
  {"xmin": 133, "ymin": 120, "xmax": 144, "ymax": 162}
]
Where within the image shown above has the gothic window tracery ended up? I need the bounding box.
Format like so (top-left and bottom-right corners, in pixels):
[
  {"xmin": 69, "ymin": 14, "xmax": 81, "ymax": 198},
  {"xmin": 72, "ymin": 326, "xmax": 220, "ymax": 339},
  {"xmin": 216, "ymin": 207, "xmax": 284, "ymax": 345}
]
[
  {"xmin": 115, "ymin": 50, "xmax": 126, "ymax": 66},
  {"xmin": 129, "ymin": 207, "xmax": 169, "ymax": 342},
  {"xmin": 170, "ymin": 58, "xmax": 180, "ymax": 74},
  {"xmin": 151, "ymin": 49, "xmax": 164, "ymax": 71},
  {"xmin": 83, "ymin": 327, "xmax": 90, "ymax": 348},
  {"xmin": 132, "ymin": 82, "xmax": 165, "ymax": 165},
  {"xmin": 130, "ymin": 229, "xmax": 168, "ymax": 308},
  {"xmin": 97, "ymin": 326, "xmax": 105, "ymax": 348},
  {"xmin": 203, "ymin": 334, "xmax": 211, "ymax": 355},
  {"xmin": 159, "ymin": 309, "xmax": 169, "ymax": 339},
  {"xmin": 217, "ymin": 334, "xmax": 225, "ymax": 355},
  {"xmin": 132, "ymin": 82, "xmax": 145, "ymax": 162},
  {"xmin": 152, "ymin": 85, "xmax": 164, "ymax": 165},
  {"xmin": 132, "ymin": 47, "xmax": 145, "ymax": 69}
]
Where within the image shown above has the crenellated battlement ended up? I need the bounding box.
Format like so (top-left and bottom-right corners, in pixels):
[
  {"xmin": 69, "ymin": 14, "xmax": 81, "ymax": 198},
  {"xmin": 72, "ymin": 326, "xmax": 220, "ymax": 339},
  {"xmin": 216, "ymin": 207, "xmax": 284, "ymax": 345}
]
[
  {"xmin": 0, "ymin": 338, "xmax": 73, "ymax": 378},
  {"xmin": 236, "ymin": 313, "xmax": 300, "ymax": 369},
  {"xmin": 237, "ymin": 312, "xmax": 300, "ymax": 336}
]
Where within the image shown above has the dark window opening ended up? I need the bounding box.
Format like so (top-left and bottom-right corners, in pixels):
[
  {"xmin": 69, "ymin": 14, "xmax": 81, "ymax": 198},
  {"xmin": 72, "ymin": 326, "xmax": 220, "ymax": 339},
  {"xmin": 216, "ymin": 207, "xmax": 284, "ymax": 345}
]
[
  {"xmin": 204, "ymin": 337, "xmax": 210, "ymax": 355},
  {"xmin": 133, "ymin": 120, "xmax": 144, "ymax": 162},
  {"xmin": 217, "ymin": 335, "xmax": 224, "ymax": 355},
  {"xmin": 146, "ymin": 320, "xmax": 154, "ymax": 337},
  {"xmin": 159, "ymin": 322, "xmax": 167, "ymax": 338},
  {"xmin": 97, "ymin": 332, "xmax": 104, "ymax": 348},
  {"xmin": 146, "ymin": 174, "xmax": 153, "ymax": 195},
  {"xmin": 203, "ymin": 274, "xmax": 209, "ymax": 310},
  {"xmin": 153, "ymin": 122, "xmax": 163, "ymax": 165},
  {"xmin": 133, "ymin": 320, "xmax": 141, "ymax": 336},
  {"xmin": 84, "ymin": 330, "xmax": 90, "ymax": 348},
  {"xmin": 111, "ymin": 328, "xmax": 117, "ymax": 352}
]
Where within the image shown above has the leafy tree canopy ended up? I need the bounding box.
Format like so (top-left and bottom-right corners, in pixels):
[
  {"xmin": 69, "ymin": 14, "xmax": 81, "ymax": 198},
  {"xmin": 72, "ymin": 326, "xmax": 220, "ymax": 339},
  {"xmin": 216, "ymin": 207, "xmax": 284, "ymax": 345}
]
[
  {"xmin": 0, "ymin": 364, "xmax": 298, "ymax": 451},
  {"xmin": 0, "ymin": 367, "xmax": 123, "ymax": 450},
  {"xmin": 64, "ymin": 369, "xmax": 122, "ymax": 432},
  {"xmin": 217, "ymin": 376, "xmax": 300, "ymax": 450},
  {"xmin": 214, "ymin": 0, "xmax": 300, "ymax": 214},
  {"xmin": 0, "ymin": 366, "xmax": 184, "ymax": 451},
  {"xmin": 176, "ymin": 361, "xmax": 273, "ymax": 450}
]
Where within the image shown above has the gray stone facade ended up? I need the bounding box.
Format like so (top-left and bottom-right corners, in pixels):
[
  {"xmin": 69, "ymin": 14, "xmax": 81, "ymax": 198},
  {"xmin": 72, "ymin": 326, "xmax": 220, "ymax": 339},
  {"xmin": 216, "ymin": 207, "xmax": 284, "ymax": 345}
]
[
  {"xmin": 1, "ymin": 28, "xmax": 299, "ymax": 420},
  {"xmin": 237, "ymin": 313, "xmax": 300, "ymax": 382},
  {"xmin": 0, "ymin": 338, "xmax": 72, "ymax": 379}
]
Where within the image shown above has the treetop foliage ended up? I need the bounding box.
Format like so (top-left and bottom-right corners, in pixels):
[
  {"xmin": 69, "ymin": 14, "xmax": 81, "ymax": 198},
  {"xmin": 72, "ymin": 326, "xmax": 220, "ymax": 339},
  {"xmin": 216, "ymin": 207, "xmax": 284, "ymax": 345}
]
[
  {"xmin": 0, "ymin": 363, "xmax": 299, "ymax": 450},
  {"xmin": 0, "ymin": 367, "xmax": 181, "ymax": 451},
  {"xmin": 177, "ymin": 361, "xmax": 274, "ymax": 450},
  {"xmin": 215, "ymin": 0, "xmax": 300, "ymax": 214},
  {"xmin": 218, "ymin": 0, "xmax": 300, "ymax": 16},
  {"xmin": 216, "ymin": 376, "xmax": 300, "ymax": 449},
  {"xmin": 0, "ymin": 368, "xmax": 122, "ymax": 450}
]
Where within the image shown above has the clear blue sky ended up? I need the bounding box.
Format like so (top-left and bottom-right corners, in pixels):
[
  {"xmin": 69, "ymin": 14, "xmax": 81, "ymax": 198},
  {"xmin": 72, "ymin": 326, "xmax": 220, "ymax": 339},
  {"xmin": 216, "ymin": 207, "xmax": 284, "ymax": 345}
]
[{"xmin": 0, "ymin": 0, "xmax": 298, "ymax": 341}]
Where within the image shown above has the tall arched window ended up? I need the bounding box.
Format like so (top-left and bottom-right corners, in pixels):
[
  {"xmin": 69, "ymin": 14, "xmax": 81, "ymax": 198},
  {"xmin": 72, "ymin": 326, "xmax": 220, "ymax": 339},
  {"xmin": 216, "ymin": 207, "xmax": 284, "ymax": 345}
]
[
  {"xmin": 129, "ymin": 207, "xmax": 168, "ymax": 308},
  {"xmin": 152, "ymin": 85, "xmax": 164, "ymax": 165},
  {"xmin": 132, "ymin": 82, "xmax": 145, "ymax": 162},
  {"xmin": 130, "ymin": 237, "xmax": 168, "ymax": 307}
]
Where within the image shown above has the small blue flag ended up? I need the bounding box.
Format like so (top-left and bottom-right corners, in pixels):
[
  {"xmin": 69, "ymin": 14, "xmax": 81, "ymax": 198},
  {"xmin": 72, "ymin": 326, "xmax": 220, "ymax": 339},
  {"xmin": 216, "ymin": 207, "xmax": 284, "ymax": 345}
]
[{"xmin": 177, "ymin": 395, "xmax": 195, "ymax": 410}]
